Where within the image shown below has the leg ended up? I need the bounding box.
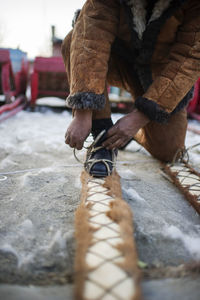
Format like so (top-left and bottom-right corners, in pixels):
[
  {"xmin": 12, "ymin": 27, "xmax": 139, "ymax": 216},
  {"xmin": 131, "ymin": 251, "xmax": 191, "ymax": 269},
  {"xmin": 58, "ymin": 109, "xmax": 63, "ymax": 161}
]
[
  {"xmin": 134, "ymin": 109, "xmax": 188, "ymax": 162},
  {"xmin": 92, "ymin": 87, "xmax": 112, "ymax": 119}
]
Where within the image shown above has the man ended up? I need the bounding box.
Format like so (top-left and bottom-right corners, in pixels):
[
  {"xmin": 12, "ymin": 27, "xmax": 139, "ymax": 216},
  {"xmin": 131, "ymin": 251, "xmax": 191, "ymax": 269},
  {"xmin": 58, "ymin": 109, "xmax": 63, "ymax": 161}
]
[{"xmin": 61, "ymin": 0, "xmax": 200, "ymax": 177}]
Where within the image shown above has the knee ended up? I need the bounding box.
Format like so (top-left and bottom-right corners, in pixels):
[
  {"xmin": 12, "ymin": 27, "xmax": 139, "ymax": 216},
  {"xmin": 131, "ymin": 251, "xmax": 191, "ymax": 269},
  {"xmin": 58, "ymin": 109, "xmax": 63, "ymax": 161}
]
[{"xmin": 149, "ymin": 142, "xmax": 185, "ymax": 163}]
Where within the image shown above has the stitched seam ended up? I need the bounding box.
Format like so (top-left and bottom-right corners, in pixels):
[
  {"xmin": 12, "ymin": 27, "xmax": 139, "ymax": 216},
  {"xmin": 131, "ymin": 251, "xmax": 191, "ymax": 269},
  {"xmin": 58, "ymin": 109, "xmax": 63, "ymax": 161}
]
[{"xmin": 156, "ymin": 31, "xmax": 197, "ymax": 108}]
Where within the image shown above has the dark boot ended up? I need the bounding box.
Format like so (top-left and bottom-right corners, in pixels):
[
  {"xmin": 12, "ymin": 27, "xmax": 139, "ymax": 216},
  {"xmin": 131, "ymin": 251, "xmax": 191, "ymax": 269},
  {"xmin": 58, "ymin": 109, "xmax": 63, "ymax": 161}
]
[
  {"xmin": 84, "ymin": 119, "xmax": 117, "ymax": 177},
  {"xmin": 84, "ymin": 130, "xmax": 117, "ymax": 177}
]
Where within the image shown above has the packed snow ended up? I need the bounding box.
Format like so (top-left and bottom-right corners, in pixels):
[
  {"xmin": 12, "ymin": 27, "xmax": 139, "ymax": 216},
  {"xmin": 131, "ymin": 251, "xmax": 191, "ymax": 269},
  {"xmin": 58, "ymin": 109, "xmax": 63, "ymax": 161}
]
[
  {"xmin": 164, "ymin": 225, "xmax": 200, "ymax": 260},
  {"xmin": 0, "ymin": 103, "xmax": 200, "ymax": 276}
]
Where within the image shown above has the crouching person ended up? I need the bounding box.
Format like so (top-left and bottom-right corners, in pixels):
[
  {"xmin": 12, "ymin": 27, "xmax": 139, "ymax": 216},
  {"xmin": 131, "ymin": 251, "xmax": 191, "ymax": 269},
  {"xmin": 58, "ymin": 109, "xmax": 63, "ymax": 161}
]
[{"xmin": 61, "ymin": 0, "xmax": 200, "ymax": 177}]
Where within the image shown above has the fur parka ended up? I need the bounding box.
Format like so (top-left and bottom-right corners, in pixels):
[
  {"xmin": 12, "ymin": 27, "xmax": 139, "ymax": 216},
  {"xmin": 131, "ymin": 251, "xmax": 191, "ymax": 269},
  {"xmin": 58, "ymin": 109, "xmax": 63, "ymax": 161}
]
[{"xmin": 62, "ymin": 0, "xmax": 200, "ymax": 122}]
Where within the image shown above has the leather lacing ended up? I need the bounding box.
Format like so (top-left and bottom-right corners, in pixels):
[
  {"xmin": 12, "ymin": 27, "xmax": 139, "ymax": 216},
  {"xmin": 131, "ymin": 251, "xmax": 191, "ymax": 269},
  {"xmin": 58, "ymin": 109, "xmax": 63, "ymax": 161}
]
[
  {"xmin": 163, "ymin": 142, "xmax": 200, "ymax": 214},
  {"xmin": 74, "ymin": 130, "xmax": 117, "ymax": 176}
]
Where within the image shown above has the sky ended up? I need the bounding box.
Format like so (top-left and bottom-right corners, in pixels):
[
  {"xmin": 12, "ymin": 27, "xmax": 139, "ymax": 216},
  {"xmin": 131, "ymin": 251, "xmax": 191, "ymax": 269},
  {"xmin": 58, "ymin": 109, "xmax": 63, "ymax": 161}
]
[{"xmin": 0, "ymin": 0, "xmax": 85, "ymax": 59}]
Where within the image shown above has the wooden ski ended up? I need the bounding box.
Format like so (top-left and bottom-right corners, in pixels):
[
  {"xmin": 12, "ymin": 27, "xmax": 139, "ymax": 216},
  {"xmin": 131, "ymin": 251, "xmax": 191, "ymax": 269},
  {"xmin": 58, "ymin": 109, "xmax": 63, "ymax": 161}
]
[
  {"xmin": 164, "ymin": 161, "xmax": 200, "ymax": 215},
  {"xmin": 74, "ymin": 170, "xmax": 141, "ymax": 300}
]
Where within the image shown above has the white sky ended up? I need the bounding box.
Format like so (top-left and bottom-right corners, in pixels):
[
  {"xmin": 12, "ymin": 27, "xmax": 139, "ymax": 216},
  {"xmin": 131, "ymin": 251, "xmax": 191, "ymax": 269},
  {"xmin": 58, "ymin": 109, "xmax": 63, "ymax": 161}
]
[{"xmin": 0, "ymin": 0, "xmax": 85, "ymax": 59}]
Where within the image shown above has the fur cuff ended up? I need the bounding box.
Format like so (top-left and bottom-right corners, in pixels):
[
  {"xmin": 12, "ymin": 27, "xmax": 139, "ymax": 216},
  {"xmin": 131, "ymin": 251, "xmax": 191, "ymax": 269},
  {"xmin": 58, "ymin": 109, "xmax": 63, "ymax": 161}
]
[
  {"xmin": 66, "ymin": 92, "xmax": 105, "ymax": 110},
  {"xmin": 135, "ymin": 97, "xmax": 170, "ymax": 123}
]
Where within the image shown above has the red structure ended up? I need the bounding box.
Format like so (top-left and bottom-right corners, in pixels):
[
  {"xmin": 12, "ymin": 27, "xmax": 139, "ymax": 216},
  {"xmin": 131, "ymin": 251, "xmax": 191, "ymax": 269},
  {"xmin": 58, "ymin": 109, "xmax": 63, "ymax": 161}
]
[
  {"xmin": 0, "ymin": 50, "xmax": 15, "ymax": 99},
  {"xmin": 187, "ymin": 78, "xmax": 200, "ymax": 121},
  {"xmin": 51, "ymin": 25, "xmax": 62, "ymax": 57},
  {"xmin": 30, "ymin": 56, "xmax": 69, "ymax": 107},
  {"xmin": 0, "ymin": 48, "xmax": 28, "ymax": 121}
]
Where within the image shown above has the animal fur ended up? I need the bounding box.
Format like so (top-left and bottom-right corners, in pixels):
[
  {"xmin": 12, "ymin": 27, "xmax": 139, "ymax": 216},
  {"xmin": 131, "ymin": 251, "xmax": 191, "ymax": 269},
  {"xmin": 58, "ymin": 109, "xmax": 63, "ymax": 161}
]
[
  {"xmin": 74, "ymin": 171, "xmax": 141, "ymax": 300},
  {"xmin": 126, "ymin": 0, "xmax": 173, "ymax": 39},
  {"xmin": 62, "ymin": 0, "xmax": 197, "ymax": 122},
  {"xmin": 135, "ymin": 96, "xmax": 170, "ymax": 123},
  {"xmin": 66, "ymin": 92, "xmax": 105, "ymax": 110}
]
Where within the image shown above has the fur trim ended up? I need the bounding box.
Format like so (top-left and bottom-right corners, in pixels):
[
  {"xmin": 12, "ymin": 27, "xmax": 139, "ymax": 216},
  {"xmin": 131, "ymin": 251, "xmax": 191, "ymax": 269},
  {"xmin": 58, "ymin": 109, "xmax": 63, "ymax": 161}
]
[
  {"xmin": 135, "ymin": 93, "xmax": 191, "ymax": 123},
  {"xmin": 123, "ymin": 0, "xmax": 188, "ymax": 40},
  {"xmin": 121, "ymin": 0, "xmax": 188, "ymax": 91},
  {"xmin": 72, "ymin": 9, "xmax": 81, "ymax": 28},
  {"xmin": 126, "ymin": 0, "xmax": 173, "ymax": 39},
  {"xmin": 149, "ymin": 0, "xmax": 173, "ymax": 22},
  {"xmin": 66, "ymin": 92, "xmax": 105, "ymax": 110},
  {"xmin": 164, "ymin": 163, "xmax": 200, "ymax": 215},
  {"xmin": 127, "ymin": 0, "xmax": 147, "ymax": 39},
  {"xmin": 135, "ymin": 96, "xmax": 170, "ymax": 123},
  {"xmin": 171, "ymin": 88, "xmax": 194, "ymax": 115},
  {"xmin": 75, "ymin": 171, "xmax": 142, "ymax": 299}
]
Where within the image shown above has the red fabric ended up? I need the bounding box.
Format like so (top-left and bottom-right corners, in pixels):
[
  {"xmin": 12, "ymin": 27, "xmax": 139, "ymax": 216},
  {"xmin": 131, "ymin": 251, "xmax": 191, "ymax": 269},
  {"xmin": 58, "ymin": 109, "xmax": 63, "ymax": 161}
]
[
  {"xmin": 0, "ymin": 50, "xmax": 10, "ymax": 63},
  {"xmin": 30, "ymin": 56, "xmax": 68, "ymax": 106},
  {"xmin": 187, "ymin": 78, "xmax": 200, "ymax": 118},
  {"xmin": 0, "ymin": 102, "xmax": 25, "ymax": 122},
  {"xmin": 34, "ymin": 56, "xmax": 65, "ymax": 72},
  {"xmin": 0, "ymin": 49, "xmax": 28, "ymax": 97},
  {"xmin": 30, "ymin": 72, "xmax": 39, "ymax": 105}
]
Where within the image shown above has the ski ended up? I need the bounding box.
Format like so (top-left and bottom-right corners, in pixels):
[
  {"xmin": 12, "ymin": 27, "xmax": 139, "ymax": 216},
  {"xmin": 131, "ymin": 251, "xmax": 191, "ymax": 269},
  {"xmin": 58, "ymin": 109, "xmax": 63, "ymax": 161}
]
[
  {"xmin": 74, "ymin": 170, "xmax": 141, "ymax": 300},
  {"xmin": 164, "ymin": 161, "xmax": 200, "ymax": 215}
]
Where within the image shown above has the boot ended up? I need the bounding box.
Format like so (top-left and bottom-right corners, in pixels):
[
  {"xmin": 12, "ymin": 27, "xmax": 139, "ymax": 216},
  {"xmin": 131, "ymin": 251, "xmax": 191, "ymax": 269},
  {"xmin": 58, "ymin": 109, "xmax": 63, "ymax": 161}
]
[{"xmin": 84, "ymin": 130, "xmax": 117, "ymax": 177}]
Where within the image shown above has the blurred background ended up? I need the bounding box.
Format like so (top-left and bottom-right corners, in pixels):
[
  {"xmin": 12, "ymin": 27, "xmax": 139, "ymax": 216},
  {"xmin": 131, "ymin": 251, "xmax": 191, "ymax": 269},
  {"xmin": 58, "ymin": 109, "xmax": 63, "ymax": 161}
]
[
  {"xmin": 0, "ymin": 0, "xmax": 85, "ymax": 58},
  {"xmin": 0, "ymin": 3, "xmax": 200, "ymax": 300},
  {"xmin": 0, "ymin": 0, "xmax": 134, "ymax": 116}
]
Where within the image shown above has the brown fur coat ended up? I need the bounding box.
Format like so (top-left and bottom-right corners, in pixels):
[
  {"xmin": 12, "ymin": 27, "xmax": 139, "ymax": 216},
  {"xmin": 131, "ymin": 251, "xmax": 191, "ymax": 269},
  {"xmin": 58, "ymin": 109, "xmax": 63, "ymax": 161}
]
[{"xmin": 62, "ymin": 0, "xmax": 200, "ymax": 122}]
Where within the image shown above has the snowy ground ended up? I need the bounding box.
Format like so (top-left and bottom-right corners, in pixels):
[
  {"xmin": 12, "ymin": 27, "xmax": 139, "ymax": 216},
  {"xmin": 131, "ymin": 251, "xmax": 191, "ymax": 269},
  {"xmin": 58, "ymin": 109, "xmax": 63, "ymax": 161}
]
[{"xmin": 0, "ymin": 103, "xmax": 200, "ymax": 299}]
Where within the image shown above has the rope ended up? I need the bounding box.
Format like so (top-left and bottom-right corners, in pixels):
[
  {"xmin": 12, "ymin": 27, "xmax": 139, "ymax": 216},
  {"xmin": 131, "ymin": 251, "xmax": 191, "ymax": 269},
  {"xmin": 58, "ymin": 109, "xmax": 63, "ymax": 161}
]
[
  {"xmin": 171, "ymin": 142, "xmax": 200, "ymax": 166},
  {"xmin": 73, "ymin": 130, "xmax": 106, "ymax": 164},
  {"xmin": 164, "ymin": 142, "xmax": 200, "ymax": 214},
  {"xmin": 75, "ymin": 172, "xmax": 140, "ymax": 299},
  {"xmin": 73, "ymin": 130, "xmax": 117, "ymax": 175}
]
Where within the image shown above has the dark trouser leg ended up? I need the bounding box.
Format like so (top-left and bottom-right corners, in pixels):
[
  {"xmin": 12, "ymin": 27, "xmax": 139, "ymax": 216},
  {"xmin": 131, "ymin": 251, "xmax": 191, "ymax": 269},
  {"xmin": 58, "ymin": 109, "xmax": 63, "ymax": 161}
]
[
  {"xmin": 91, "ymin": 89, "xmax": 113, "ymax": 137},
  {"xmin": 134, "ymin": 109, "xmax": 187, "ymax": 162}
]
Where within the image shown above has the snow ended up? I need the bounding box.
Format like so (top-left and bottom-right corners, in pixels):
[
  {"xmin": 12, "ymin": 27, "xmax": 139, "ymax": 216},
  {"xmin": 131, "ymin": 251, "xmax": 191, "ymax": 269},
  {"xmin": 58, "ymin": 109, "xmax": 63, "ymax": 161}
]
[
  {"xmin": 125, "ymin": 188, "xmax": 146, "ymax": 203},
  {"xmin": 0, "ymin": 218, "xmax": 73, "ymax": 270},
  {"xmin": 0, "ymin": 108, "xmax": 80, "ymax": 276},
  {"xmin": 1, "ymin": 104, "xmax": 200, "ymax": 278},
  {"xmin": 0, "ymin": 244, "xmax": 19, "ymax": 258},
  {"xmin": 36, "ymin": 97, "xmax": 66, "ymax": 107},
  {"xmin": 0, "ymin": 109, "xmax": 72, "ymax": 170},
  {"xmin": 164, "ymin": 225, "xmax": 200, "ymax": 259},
  {"xmin": 118, "ymin": 169, "xmax": 136, "ymax": 180},
  {"xmin": 185, "ymin": 124, "xmax": 200, "ymax": 167},
  {"xmin": 0, "ymin": 175, "xmax": 7, "ymax": 181}
]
